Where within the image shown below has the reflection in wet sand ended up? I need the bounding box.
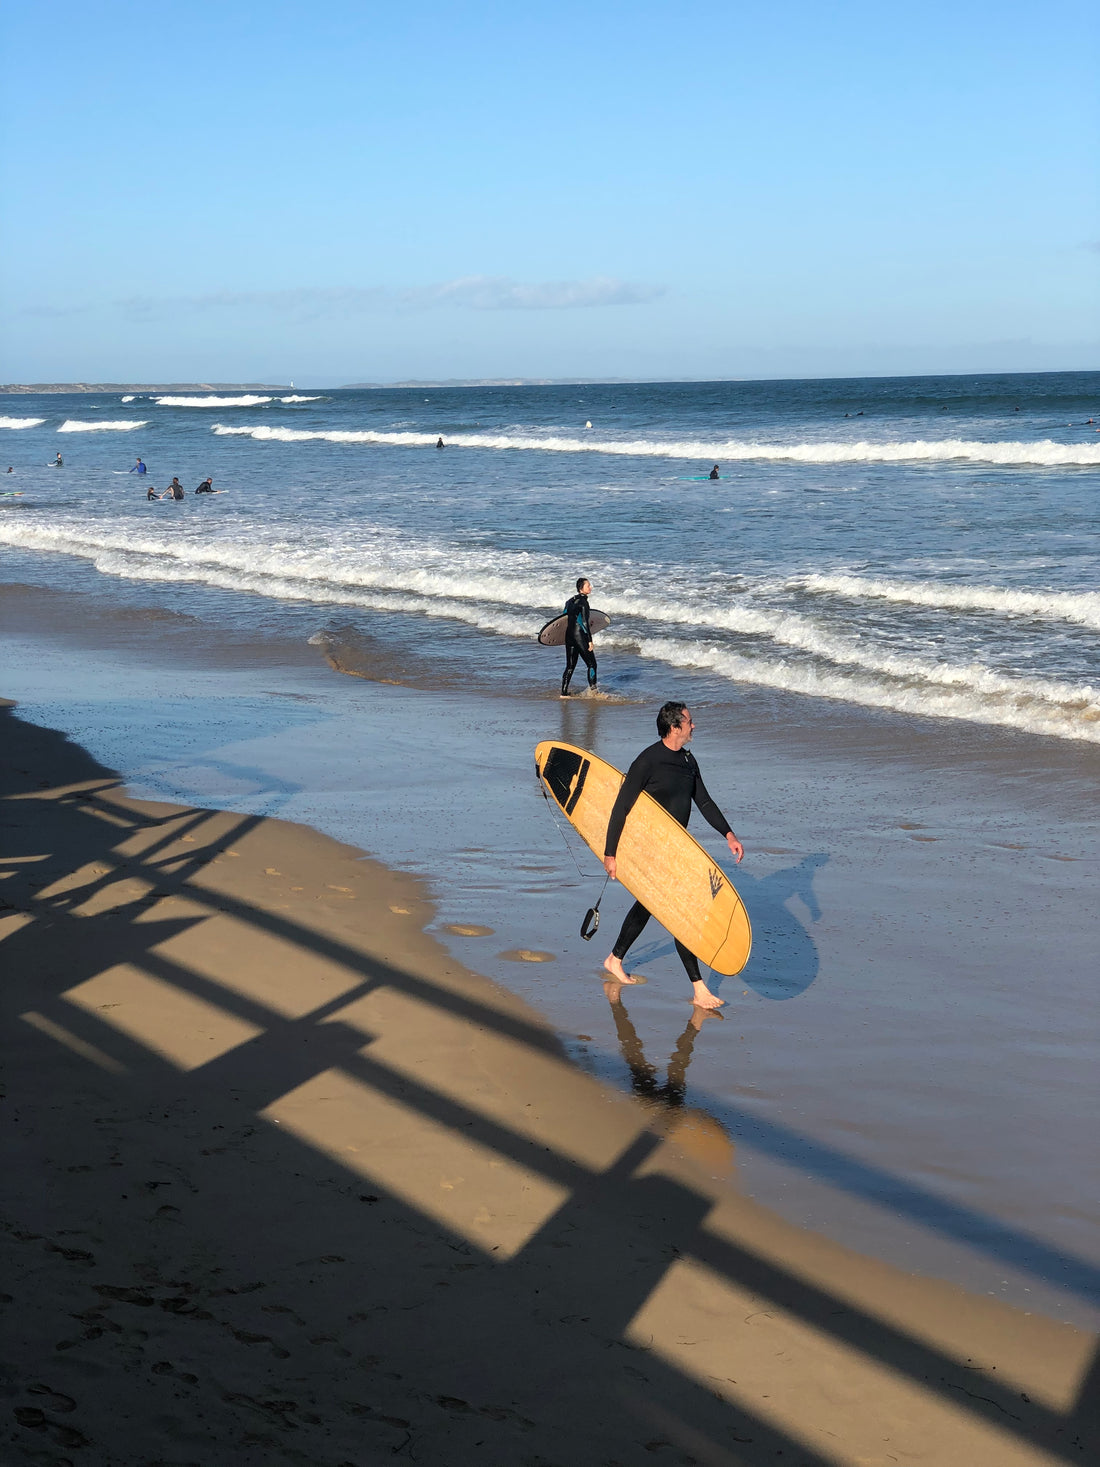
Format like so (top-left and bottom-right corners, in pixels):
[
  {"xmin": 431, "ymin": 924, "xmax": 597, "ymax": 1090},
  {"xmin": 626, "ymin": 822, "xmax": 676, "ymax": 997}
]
[{"xmin": 604, "ymin": 981, "xmax": 736, "ymax": 1183}]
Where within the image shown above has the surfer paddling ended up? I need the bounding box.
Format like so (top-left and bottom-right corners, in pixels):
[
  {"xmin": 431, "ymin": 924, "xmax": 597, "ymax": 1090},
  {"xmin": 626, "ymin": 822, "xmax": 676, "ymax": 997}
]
[
  {"xmin": 561, "ymin": 577, "xmax": 598, "ymax": 696},
  {"xmin": 603, "ymin": 702, "xmax": 743, "ymax": 1010}
]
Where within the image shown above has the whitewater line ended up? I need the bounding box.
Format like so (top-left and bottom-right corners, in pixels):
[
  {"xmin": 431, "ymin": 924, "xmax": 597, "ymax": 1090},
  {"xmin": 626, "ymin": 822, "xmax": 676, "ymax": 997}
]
[{"xmin": 210, "ymin": 422, "xmax": 1100, "ymax": 467}]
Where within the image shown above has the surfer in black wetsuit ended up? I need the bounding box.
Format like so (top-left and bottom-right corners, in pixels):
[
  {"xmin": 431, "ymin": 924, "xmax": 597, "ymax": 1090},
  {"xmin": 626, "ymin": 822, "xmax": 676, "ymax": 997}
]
[
  {"xmin": 195, "ymin": 477, "xmax": 214, "ymax": 493},
  {"xmin": 561, "ymin": 577, "xmax": 598, "ymax": 696},
  {"xmin": 603, "ymin": 701, "xmax": 743, "ymax": 1010},
  {"xmin": 709, "ymin": 465, "xmax": 720, "ymax": 479}
]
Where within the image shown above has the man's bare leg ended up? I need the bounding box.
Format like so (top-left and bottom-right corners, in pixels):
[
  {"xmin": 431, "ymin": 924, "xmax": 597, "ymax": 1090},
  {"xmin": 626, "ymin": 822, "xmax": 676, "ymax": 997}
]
[
  {"xmin": 691, "ymin": 978, "xmax": 725, "ymax": 1010},
  {"xmin": 603, "ymin": 953, "xmax": 643, "ymax": 984}
]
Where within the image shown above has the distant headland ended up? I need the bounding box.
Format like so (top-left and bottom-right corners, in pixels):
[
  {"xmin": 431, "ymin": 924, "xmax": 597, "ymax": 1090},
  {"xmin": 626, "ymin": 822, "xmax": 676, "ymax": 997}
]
[{"xmin": 0, "ymin": 382, "xmax": 292, "ymax": 395}]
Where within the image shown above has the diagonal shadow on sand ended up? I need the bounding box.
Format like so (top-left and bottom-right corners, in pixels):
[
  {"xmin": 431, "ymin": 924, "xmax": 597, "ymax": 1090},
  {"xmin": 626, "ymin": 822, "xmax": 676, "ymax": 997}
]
[{"xmin": 2, "ymin": 704, "xmax": 1096, "ymax": 1466}]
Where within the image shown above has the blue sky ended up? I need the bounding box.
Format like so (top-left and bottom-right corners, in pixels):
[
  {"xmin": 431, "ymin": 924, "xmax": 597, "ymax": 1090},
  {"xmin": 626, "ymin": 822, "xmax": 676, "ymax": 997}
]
[{"xmin": 2, "ymin": 0, "xmax": 1096, "ymax": 384}]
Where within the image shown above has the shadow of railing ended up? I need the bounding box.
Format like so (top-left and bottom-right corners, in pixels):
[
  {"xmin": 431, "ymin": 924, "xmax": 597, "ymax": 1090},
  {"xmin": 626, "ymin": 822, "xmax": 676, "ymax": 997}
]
[{"xmin": 2, "ymin": 704, "xmax": 1096, "ymax": 1464}]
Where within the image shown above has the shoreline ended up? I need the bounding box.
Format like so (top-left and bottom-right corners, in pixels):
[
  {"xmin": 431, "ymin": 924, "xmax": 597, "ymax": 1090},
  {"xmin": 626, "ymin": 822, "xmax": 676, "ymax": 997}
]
[
  {"xmin": 3, "ymin": 699, "xmax": 1096, "ymax": 1465},
  {"xmin": 2, "ymin": 576, "xmax": 1098, "ymax": 1336}
]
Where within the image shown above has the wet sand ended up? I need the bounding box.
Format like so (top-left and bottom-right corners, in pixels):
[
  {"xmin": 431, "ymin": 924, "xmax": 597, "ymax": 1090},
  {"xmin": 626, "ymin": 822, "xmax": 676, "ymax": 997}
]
[
  {"xmin": 4, "ymin": 580, "xmax": 1099, "ymax": 1334},
  {"xmin": 2, "ymin": 700, "xmax": 1098, "ymax": 1466}
]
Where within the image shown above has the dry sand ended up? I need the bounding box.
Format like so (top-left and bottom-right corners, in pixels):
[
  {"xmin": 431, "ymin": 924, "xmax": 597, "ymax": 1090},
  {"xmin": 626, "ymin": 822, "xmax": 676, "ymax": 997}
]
[{"xmin": 2, "ymin": 700, "xmax": 1096, "ymax": 1466}]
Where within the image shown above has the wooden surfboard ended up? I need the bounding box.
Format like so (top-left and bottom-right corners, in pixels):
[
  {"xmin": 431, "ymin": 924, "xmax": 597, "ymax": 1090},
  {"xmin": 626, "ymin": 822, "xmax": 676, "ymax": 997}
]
[
  {"xmin": 534, "ymin": 740, "xmax": 751, "ymax": 975},
  {"xmin": 537, "ymin": 609, "xmax": 611, "ymax": 647}
]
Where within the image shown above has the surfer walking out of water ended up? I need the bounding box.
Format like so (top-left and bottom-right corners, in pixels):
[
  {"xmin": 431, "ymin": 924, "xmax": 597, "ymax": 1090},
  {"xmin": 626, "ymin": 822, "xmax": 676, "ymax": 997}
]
[
  {"xmin": 561, "ymin": 577, "xmax": 598, "ymax": 696},
  {"xmin": 603, "ymin": 702, "xmax": 743, "ymax": 1010}
]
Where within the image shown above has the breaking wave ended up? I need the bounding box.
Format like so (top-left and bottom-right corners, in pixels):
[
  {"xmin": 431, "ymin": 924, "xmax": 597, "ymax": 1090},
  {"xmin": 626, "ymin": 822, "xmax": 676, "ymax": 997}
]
[
  {"xmin": 156, "ymin": 395, "xmax": 273, "ymax": 407},
  {"xmin": 57, "ymin": 419, "xmax": 148, "ymax": 432},
  {"xmin": 793, "ymin": 573, "xmax": 1100, "ymax": 632},
  {"xmin": 280, "ymin": 395, "xmax": 323, "ymax": 403},
  {"xmin": 2, "ymin": 517, "xmax": 1097, "ymax": 743},
  {"xmin": 210, "ymin": 422, "xmax": 1100, "ymax": 467},
  {"xmin": 0, "ymin": 417, "xmax": 45, "ymax": 430}
]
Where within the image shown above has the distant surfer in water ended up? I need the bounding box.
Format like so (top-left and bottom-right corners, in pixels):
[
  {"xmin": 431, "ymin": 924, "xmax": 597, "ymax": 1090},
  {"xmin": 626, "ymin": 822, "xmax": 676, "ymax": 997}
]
[
  {"xmin": 129, "ymin": 458, "xmax": 147, "ymax": 475},
  {"xmin": 603, "ymin": 702, "xmax": 743, "ymax": 1011},
  {"xmin": 162, "ymin": 477, "xmax": 184, "ymax": 500},
  {"xmin": 195, "ymin": 477, "xmax": 214, "ymax": 494},
  {"xmin": 436, "ymin": 437, "xmax": 444, "ymax": 448},
  {"xmin": 146, "ymin": 484, "xmax": 158, "ymax": 500},
  {"xmin": 561, "ymin": 577, "xmax": 598, "ymax": 696},
  {"xmin": 709, "ymin": 465, "xmax": 720, "ymax": 480},
  {"xmin": 53, "ymin": 453, "xmax": 63, "ymax": 467}
]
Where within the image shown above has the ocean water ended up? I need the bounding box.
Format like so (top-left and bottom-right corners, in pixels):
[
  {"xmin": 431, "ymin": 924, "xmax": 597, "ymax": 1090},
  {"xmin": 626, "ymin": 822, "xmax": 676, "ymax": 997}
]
[
  {"xmin": 2, "ymin": 371, "xmax": 1100, "ymax": 743},
  {"xmin": 3, "ymin": 372, "xmax": 1099, "ymax": 1324}
]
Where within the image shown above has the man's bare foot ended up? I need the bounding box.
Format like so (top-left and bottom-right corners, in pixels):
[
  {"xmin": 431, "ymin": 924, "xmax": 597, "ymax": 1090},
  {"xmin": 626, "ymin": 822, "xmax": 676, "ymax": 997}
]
[
  {"xmin": 604, "ymin": 954, "xmax": 643, "ymax": 985},
  {"xmin": 691, "ymin": 980, "xmax": 725, "ymax": 1010}
]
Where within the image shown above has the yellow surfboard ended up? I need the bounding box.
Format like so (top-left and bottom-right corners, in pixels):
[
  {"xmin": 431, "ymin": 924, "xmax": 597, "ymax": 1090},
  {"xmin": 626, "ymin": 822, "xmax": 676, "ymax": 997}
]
[{"xmin": 534, "ymin": 740, "xmax": 751, "ymax": 976}]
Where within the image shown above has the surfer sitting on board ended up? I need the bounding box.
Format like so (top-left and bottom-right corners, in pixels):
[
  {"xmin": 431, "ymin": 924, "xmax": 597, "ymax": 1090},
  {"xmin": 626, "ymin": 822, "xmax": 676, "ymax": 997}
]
[
  {"xmin": 561, "ymin": 577, "xmax": 598, "ymax": 696},
  {"xmin": 603, "ymin": 702, "xmax": 743, "ymax": 1010},
  {"xmin": 146, "ymin": 484, "xmax": 158, "ymax": 500},
  {"xmin": 709, "ymin": 465, "xmax": 719, "ymax": 479}
]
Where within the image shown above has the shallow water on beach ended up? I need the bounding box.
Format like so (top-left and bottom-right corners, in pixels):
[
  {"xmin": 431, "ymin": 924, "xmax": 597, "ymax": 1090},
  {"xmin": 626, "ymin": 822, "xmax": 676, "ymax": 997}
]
[
  {"xmin": 4, "ymin": 611, "xmax": 1098, "ymax": 1332},
  {"xmin": 3, "ymin": 371, "xmax": 1099, "ymax": 1329}
]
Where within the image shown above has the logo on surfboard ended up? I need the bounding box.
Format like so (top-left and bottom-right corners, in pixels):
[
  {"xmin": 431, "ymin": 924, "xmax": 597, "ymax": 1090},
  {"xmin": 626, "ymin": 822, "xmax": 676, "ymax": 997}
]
[{"xmin": 708, "ymin": 867, "xmax": 724, "ymax": 899}]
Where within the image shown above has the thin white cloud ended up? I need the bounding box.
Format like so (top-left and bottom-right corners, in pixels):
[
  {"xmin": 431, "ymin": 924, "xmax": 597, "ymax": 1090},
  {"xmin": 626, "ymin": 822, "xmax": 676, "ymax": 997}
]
[
  {"xmin": 113, "ymin": 276, "xmax": 665, "ymax": 318},
  {"xmin": 401, "ymin": 276, "xmax": 665, "ymax": 309}
]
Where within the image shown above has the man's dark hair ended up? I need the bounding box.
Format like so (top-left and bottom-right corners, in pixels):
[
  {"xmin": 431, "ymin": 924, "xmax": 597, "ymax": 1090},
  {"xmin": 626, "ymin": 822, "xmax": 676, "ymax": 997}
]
[
  {"xmin": 657, "ymin": 701, "xmax": 688, "ymax": 738},
  {"xmin": 576, "ymin": 577, "xmax": 589, "ymax": 593}
]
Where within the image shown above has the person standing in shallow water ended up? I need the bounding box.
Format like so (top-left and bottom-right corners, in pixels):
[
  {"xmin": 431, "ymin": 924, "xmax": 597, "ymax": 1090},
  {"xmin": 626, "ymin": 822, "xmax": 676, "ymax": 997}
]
[
  {"xmin": 561, "ymin": 577, "xmax": 598, "ymax": 696},
  {"xmin": 603, "ymin": 701, "xmax": 743, "ymax": 1010}
]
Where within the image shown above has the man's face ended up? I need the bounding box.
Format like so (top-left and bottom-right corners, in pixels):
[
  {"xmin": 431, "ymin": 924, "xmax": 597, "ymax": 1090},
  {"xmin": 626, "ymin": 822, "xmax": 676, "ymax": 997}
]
[
  {"xmin": 581, "ymin": 581, "xmax": 591, "ymax": 596},
  {"xmin": 677, "ymin": 709, "xmax": 695, "ymax": 744}
]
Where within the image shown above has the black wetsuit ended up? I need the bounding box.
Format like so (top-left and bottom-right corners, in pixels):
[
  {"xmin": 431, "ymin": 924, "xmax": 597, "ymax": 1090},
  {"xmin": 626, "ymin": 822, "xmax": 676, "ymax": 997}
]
[
  {"xmin": 709, "ymin": 467, "xmax": 719, "ymax": 480},
  {"xmin": 195, "ymin": 481, "xmax": 213, "ymax": 493},
  {"xmin": 605, "ymin": 740, "xmax": 732, "ymax": 983},
  {"xmin": 561, "ymin": 592, "xmax": 597, "ymax": 695}
]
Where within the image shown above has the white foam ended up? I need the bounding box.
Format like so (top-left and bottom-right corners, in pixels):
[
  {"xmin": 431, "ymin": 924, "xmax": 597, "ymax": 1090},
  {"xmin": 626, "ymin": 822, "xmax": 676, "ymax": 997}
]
[
  {"xmin": 623, "ymin": 635, "xmax": 1100, "ymax": 744},
  {"xmin": 121, "ymin": 395, "xmax": 135, "ymax": 403},
  {"xmin": 0, "ymin": 417, "xmax": 45, "ymax": 430},
  {"xmin": 57, "ymin": 419, "xmax": 148, "ymax": 432},
  {"xmin": 793, "ymin": 573, "xmax": 1100, "ymax": 632},
  {"xmin": 156, "ymin": 395, "xmax": 273, "ymax": 407},
  {"xmin": 280, "ymin": 395, "xmax": 322, "ymax": 403},
  {"xmin": 210, "ymin": 422, "xmax": 1100, "ymax": 467},
  {"xmin": 2, "ymin": 517, "xmax": 1097, "ymax": 743}
]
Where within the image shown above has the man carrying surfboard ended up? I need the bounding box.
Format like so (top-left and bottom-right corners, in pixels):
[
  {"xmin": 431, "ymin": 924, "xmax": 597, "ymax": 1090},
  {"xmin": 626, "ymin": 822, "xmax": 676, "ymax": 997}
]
[
  {"xmin": 561, "ymin": 577, "xmax": 598, "ymax": 696},
  {"xmin": 603, "ymin": 702, "xmax": 743, "ymax": 1009}
]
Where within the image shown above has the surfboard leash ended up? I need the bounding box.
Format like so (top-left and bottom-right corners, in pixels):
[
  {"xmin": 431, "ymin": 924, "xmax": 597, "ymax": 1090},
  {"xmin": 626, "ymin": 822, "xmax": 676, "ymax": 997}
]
[
  {"xmin": 580, "ymin": 874, "xmax": 610, "ymax": 941},
  {"xmin": 535, "ymin": 770, "xmax": 609, "ymax": 938},
  {"xmin": 535, "ymin": 773, "xmax": 593, "ymax": 878}
]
